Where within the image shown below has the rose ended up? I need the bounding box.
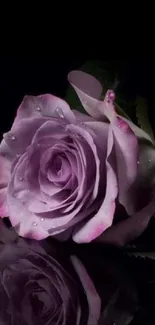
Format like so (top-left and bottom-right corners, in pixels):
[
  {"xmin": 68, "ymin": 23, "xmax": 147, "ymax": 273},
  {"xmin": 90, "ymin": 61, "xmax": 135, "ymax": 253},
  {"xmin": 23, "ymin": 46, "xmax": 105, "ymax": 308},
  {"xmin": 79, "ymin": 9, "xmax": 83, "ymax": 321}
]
[
  {"xmin": 0, "ymin": 70, "xmax": 155, "ymax": 245},
  {"xmin": 0, "ymin": 220, "xmax": 101, "ymax": 325}
]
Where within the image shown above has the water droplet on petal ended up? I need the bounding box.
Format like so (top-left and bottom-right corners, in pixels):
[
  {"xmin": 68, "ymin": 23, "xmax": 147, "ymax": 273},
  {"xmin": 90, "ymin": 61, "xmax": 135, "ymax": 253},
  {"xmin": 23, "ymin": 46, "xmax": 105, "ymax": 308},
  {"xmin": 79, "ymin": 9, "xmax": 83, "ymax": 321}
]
[
  {"xmin": 105, "ymin": 90, "xmax": 116, "ymax": 103},
  {"xmin": 10, "ymin": 134, "xmax": 16, "ymax": 141},
  {"xmin": 80, "ymin": 122, "xmax": 86, "ymax": 128},
  {"xmin": 19, "ymin": 177, "xmax": 23, "ymax": 181},
  {"xmin": 41, "ymin": 218, "xmax": 45, "ymax": 222},
  {"xmin": 32, "ymin": 222, "xmax": 37, "ymax": 226},
  {"xmin": 55, "ymin": 107, "xmax": 64, "ymax": 118},
  {"xmin": 73, "ymin": 133, "xmax": 79, "ymax": 138},
  {"xmin": 148, "ymin": 159, "xmax": 151, "ymax": 162},
  {"xmin": 108, "ymin": 90, "xmax": 115, "ymax": 101},
  {"xmin": 36, "ymin": 106, "xmax": 41, "ymax": 112},
  {"xmin": 137, "ymin": 160, "xmax": 141, "ymax": 164},
  {"xmin": 116, "ymin": 118, "xmax": 129, "ymax": 130}
]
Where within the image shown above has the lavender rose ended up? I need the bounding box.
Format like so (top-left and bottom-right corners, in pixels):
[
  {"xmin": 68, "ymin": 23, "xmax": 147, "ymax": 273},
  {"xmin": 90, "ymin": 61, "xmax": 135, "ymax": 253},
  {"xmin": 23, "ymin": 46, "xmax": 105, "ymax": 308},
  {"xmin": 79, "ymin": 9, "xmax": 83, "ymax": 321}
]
[
  {"xmin": 0, "ymin": 221, "xmax": 100, "ymax": 325},
  {"xmin": 0, "ymin": 70, "xmax": 155, "ymax": 245}
]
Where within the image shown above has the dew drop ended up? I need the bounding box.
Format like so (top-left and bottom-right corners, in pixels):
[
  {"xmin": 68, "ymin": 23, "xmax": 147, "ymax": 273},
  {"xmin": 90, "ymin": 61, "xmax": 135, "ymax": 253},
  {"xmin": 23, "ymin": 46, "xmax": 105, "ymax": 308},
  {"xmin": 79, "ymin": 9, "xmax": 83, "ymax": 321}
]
[
  {"xmin": 108, "ymin": 90, "xmax": 115, "ymax": 101},
  {"xmin": 32, "ymin": 222, "xmax": 37, "ymax": 226},
  {"xmin": 19, "ymin": 177, "xmax": 23, "ymax": 181},
  {"xmin": 36, "ymin": 106, "xmax": 41, "ymax": 112},
  {"xmin": 41, "ymin": 218, "xmax": 45, "ymax": 222},
  {"xmin": 137, "ymin": 160, "xmax": 141, "ymax": 164},
  {"xmin": 80, "ymin": 122, "xmax": 86, "ymax": 128},
  {"xmin": 10, "ymin": 134, "xmax": 16, "ymax": 141},
  {"xmin": 55, "ymin": 107, "xmax": 64, "ymax": 118},
  {"xmin": 148, "ymin": 159, "xmax": 152, "ymax": 162}
]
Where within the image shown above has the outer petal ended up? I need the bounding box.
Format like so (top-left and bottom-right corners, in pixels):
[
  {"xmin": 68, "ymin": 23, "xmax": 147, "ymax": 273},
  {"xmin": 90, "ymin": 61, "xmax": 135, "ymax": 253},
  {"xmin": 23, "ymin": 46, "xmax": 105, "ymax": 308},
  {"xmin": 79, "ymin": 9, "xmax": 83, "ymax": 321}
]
[
  {"xmin": 68, "ymin": 70, "xmax": 103, "ymax": 120},
  {"xmin": 73, "ymin": 126, "xmax": 118, "ymax": 243},
  {"xmin": 15, "ymin": 94, "xmax": 75, "ymax": 123},
  {"xmin": 72, "ymin": 110, "xmax": 95, "ymax": 122},
  {"xmin": 118, "ymin": 117, "xmax": 155, "ymax": 213},
  {"xmin": 7, "ymin": 156, "xmax": 48, "ymax": 240},
  {"xmin": 0, "ymin": 139, "xmax": 15, "ymax": 161},
  {"xmin": 112, "ymin": 117, "xmax": 138, "ymax": 215},
  {"xmin": 71, "ymin": 255, "xmax": 101, "ymax": 325},
  {"xmin": 0, "ymin": 155, "xmax": 11, "ymax": 186},
  {"xmin": 99, "ymin": 99, "xmax": 139, "ymax": 215},
  {"xmin": 8, "ymin": 191, "xmax": 48, "ymax": 240},
  {"xmin": 0, "ymin": 155, "xmax": 11, "ymax": 217},
  {"xmin": 3, "ymin": 117, "xmax": 47, "ymax": 156},
  {"xmin": 0, "ymin": 188, "xmax": 9, "ymax": 217}
]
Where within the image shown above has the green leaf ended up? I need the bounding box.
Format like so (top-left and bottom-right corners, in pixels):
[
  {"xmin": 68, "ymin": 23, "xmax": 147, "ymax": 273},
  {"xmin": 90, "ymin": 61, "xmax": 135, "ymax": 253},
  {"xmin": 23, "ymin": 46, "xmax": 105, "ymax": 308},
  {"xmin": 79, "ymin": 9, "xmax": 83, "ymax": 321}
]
[
  {"xmin": 115, "ymin": 103, "xmax": 132, "ymax": 121},
  {"xmin": 65, "ymin": 86, "xmax": 85, "ymax": 113},
  {"xmin": 127, "ymin": 251, "xmax": 155, "ymax": 260},
  {"xmin": 135, "ymin": 96, "xmax": 155, "ymax": 144},
  {"xmin": 99, "ymin": 289, "xmax": 135, "ymax": 325}
]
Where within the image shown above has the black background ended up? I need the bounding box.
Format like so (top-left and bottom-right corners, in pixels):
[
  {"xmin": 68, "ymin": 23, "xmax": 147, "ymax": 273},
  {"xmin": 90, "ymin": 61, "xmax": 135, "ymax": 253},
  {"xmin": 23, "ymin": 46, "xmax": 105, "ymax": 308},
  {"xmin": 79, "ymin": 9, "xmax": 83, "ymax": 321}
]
[{"xmin": 1, "ymin": 58, "xmax": 155, "ymax": 134}]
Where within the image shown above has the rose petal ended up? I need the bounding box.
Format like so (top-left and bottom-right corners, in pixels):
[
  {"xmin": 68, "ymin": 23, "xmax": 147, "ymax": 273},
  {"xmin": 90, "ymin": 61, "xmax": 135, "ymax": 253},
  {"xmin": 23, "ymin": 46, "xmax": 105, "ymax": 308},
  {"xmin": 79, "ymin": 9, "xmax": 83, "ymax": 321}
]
[
  {"xmin": 3, "ymin": 117, "xmax": 47, "ymax": 155},
  {"xmin": 73, "ymin": 127, "xmax": 118, "ymax": 243},
  {"xmin": 0, "ymin": 139, "xmax": 15, "ymax": 161},
  {"xmin": 8, "ymin": 190, "xmax": 48, "ymax": 240},
  {"xmin": 68, "ymin": 70, "xmax": 103, "ymax": 120},
  {"xmin": 15, "ymin": 94, "xmax": 75, "ymax": 123},
  {"xmin": 73, "ymin": 110, "xmax": 95, "ymax": 122},
  {"xmin": 122, "ymin": 117, "xmax": 155, "ymax": 211},
  {"xmin": 66, "ymin": 124, "xmax": 100, "ymax": 202},
  {"xmin": 31, "ymin": 120, "xmax": 67, "ymax": 145},
  {"xmin": 112, "ymin": 117, "xmax": 138, "ymax": 215},
  {"xmin": 0, "ymin": 188, "xmax": 9, "ymax": 217},
  {"xmin": 71, "ymin": 255, "xmax": 101, "ymax": 325},
  {"xmin": 0, "ymin": 155, "xmax": 11, "ymax": 217},
  {"xmin": 0, "ymin": 155, "xmax": 11, "ymax": 186}
]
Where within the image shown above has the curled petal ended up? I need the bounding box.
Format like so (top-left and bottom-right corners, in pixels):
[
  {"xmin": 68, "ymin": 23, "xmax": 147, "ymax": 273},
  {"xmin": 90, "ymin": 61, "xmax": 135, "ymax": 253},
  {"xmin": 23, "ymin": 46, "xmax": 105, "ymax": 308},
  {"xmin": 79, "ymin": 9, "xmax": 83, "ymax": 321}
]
[
  {"xmin": 15, "ymin": 94, "xmax": 75, "ymax": 123},
  {"xmin": 112, "ymin": 117, "xmax": 138, "ymax": 215},
  {"xmin": 68, "ymin": 70, "xmax": 103, "ymax": 119}
]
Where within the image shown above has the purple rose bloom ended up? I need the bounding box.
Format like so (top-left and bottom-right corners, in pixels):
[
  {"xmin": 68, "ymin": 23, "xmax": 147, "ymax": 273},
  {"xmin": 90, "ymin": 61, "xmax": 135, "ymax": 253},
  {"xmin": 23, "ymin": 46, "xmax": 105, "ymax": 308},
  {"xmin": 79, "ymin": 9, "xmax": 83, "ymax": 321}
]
[
  {"xmin": 0, "ymin": 221, "xmax": 101, "ymax": 325},
  {"xmin": 0, "ymin": 70, "xmax": 155, "ymax": 245}
]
